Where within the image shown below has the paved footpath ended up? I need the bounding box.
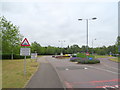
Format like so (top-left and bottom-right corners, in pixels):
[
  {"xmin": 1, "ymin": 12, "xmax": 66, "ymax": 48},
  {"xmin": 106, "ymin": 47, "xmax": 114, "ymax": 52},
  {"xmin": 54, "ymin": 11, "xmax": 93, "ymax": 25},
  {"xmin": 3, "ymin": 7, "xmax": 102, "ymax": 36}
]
[{"xmin": 26, "ymin": 56, "xmax": 63, "ymax": 88}]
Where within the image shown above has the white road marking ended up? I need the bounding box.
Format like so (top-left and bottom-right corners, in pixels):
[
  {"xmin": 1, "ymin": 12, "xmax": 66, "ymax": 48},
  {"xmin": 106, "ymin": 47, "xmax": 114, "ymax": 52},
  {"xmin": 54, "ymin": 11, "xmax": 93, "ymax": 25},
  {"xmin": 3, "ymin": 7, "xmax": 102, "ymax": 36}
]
[
  {"xmin": 84, "ymin": 67, "xmax": 88, "ymax": 69},
  {"xmin": 101, "ymin": 63, "xmax": 119, "ymax": 70},
  {"xmin": 80, "ymin": 65, "xmax": 119, "ymax": 75},
  {"xmin": 66, "ymin": 68, "xmax": 69, "ymax": 70}
]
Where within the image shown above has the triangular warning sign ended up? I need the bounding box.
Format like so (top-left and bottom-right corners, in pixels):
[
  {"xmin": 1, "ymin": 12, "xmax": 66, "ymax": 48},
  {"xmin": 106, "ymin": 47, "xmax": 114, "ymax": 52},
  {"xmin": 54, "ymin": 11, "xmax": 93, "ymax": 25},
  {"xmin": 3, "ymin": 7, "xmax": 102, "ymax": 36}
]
[{"xmin": 21, "ymin": 38, "xmax": 30, "ymax": 46}]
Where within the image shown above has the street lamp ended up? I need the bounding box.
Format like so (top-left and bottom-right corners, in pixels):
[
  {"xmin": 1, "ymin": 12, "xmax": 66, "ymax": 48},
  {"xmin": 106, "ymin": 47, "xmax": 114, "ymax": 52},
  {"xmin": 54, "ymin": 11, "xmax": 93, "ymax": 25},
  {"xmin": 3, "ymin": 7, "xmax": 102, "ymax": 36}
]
[
  {"xmin": 92, "ymin": 38, "xmax": 96, "ymax": 55},
  {"xmin": 78, "ymin": 17, "xmax": 97, "ymax": 57},
  {"xmin": 58, "ymin": 40, "xmax": 65, "ymax": 55}
]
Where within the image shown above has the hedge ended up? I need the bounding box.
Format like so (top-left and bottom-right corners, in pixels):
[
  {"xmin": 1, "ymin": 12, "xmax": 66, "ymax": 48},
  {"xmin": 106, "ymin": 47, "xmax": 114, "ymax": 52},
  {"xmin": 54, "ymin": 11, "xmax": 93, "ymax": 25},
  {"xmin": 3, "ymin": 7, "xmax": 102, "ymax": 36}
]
[
  {"xmin": 76, "ymin": 53, "xmax": 95, "ymax": 58},
  {"xmin": 77, "ymin": 59, "xmax": 100, "ymax": 64},
  {"xmin": 1, "ymin": 54, "xmax": 31, "ymax": 60},
  {"xmin": 70, "ymin": 57, "xmax": 81, "ymax": 62}
]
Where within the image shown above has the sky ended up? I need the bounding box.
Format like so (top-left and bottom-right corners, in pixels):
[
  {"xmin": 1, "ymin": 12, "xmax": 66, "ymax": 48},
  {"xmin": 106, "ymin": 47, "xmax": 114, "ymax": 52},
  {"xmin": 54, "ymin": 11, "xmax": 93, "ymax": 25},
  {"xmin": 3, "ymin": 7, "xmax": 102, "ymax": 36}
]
[{"xmin": 0, "ymin": 0, "xmax": 119, "ymax": 48}]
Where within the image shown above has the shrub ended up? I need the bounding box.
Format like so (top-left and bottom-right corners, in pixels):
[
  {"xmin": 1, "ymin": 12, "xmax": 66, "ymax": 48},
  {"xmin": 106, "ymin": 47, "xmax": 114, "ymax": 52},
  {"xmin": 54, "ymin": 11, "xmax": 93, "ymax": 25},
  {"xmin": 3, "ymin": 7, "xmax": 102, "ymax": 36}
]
[
  {"xmin": 77, "ymin": 53, "xmax": 95, "ymax": 58},
  {"xmin": 2, "ymin": 53, "xmax": 30, "ymax": 60},
  {"xmin": 70, "ymin": 57, "xmax": 81, "ymax": 62},
  {"xmin": 77, "ymin": 53, "xmax": 86, "ymax": 58},
  {"xmin": 77, "ymin": 58, "xmax": 100, "ymax": 64}
]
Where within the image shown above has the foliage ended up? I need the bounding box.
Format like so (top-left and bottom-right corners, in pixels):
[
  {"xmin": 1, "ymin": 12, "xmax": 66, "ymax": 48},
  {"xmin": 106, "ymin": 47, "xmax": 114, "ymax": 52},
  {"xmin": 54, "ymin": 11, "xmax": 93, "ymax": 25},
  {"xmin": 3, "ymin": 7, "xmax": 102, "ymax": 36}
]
[
  {"xmin": 70, "ymin": 57, "xmax": 81, "ymax": 62},
  {"xmin": 1, "ymin": 16, "xmax": 23, "ymax": 58},
  {"xmin": 76, "ymin": 53, "xmax": 95, "ymax": 58},
  {"xmin": 2, "ymin": 54, "xmax": 30, "ymax": 59},
  {"xmin": 77, "ymin": 59, "xmax": 100, "ymax": 64},
  {"xmin": 1, "ymin": 16, "xmax": 119, "ymax": 57}
]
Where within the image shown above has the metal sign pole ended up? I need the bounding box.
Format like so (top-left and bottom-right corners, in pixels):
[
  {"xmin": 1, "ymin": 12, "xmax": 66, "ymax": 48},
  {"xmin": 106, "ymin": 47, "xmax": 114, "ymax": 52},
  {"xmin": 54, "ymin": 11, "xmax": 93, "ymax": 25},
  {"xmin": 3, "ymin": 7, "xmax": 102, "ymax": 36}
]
[
  {"xmin": 24, "ymin": 46, "xmax": 26, "ymax": 76},
  {"xmin": 21, "ymin": 38, "xmax": 30, "ymax": 77},
  {"xmin": 24, "ymin": 55, "xmax": 26, "ymax": 76}
]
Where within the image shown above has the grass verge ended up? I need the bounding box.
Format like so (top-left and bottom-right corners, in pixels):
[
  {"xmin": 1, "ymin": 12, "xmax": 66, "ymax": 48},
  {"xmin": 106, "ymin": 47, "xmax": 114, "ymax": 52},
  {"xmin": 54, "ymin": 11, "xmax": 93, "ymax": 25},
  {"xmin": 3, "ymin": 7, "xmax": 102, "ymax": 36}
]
[
  {"xmin": 109, "ymin": 57, "xmax": 120, "ymax": 62},
  {"xmin": 94, "ymin": 55, "xmax": 110, "ymax": 58},
  {"xmin": 2, "ymin": 59, "xmax": 39, "ymax": 88}
]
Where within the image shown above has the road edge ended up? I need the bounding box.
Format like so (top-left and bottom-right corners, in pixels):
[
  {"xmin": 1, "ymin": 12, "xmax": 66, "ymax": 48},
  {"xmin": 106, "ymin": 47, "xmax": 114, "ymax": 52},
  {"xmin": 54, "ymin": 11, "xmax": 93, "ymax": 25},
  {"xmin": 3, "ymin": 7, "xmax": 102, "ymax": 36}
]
[
  {"xmin": 47, "ymin": 57, "xmax": 66, "ymax": 90},
  {"xmin": 23, "ymin": 61, "xmax": 40, "ymax": 88}
]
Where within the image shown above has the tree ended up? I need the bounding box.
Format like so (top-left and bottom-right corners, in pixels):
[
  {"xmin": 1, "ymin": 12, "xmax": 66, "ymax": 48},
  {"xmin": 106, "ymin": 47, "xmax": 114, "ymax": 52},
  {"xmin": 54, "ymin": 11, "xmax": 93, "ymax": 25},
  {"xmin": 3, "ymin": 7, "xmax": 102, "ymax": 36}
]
[
  {"xmin": 31, "ymin": 41, "xmax": 41, "ymax": 54},
  {"xmin": 116, "ymin": 36, "xmax": 120, "ymax": 53},
  {"xmin": 1, "ymin": 16, "xmax": 23, "ymax": 59}
]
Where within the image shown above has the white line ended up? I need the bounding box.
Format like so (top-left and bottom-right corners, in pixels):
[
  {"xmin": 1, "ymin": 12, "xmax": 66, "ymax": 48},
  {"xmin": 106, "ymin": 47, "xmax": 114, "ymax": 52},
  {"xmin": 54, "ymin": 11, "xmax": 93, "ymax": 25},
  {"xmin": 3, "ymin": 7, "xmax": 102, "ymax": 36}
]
[
  {"xmin": 101, "ymin": 63, "xmax": 119, "ymax": 70},
  {"xmin": 80, "ymin": 65, "xmax": 119, "ymax": 75}
]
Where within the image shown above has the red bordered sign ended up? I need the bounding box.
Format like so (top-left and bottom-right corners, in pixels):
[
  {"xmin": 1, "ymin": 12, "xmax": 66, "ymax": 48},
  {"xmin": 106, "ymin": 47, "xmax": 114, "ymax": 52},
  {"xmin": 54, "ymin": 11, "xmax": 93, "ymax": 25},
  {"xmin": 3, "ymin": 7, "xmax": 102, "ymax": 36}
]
[
  {"xmin": 86, "ymin": 52, "xmax": 90, "ymax": 56},
  {"xmin": 21, "ymin": 38, "xmax": 30, "ymax": 46}
]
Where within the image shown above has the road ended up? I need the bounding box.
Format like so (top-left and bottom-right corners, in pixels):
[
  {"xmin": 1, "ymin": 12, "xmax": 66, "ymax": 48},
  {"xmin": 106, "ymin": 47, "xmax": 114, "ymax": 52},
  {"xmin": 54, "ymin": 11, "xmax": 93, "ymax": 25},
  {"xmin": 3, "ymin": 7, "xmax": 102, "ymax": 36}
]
[
  {"xmin": 26, "ymin": 56, "xmax": 64, "ymax": 88},
  {"xmin": 26, "ymin": 56, "xmax": 119, "ymax": 89}
]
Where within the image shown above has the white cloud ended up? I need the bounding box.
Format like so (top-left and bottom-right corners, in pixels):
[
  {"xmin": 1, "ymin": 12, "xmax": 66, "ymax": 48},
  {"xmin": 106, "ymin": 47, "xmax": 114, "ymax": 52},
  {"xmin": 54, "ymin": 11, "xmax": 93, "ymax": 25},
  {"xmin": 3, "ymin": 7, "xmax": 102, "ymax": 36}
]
[{"xmin": 1, "ymin": 2, "xmax": 118, "ymax": 47}]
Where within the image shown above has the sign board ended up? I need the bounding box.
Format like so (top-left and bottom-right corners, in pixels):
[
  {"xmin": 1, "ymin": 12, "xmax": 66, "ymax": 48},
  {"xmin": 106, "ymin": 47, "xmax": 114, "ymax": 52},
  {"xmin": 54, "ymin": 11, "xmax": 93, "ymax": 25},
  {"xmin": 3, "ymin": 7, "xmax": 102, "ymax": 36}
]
[
  {"xmin": 31, "ymin": 53, "xmax": 37, "ymax": 59},
  {"xmin": 89, "ymin": 57, "xmax": 93, "ymax": 60},
  {"xmin": 21, "ymin": 38, "xmax": 30, "ymax": 46},
  {"xmin": 20, "ymin": 48, "xmax": 30, "ymax": 56},
  {"xmin": 86, "ymin": 53, "xmax": 90, "ymax": 56}
]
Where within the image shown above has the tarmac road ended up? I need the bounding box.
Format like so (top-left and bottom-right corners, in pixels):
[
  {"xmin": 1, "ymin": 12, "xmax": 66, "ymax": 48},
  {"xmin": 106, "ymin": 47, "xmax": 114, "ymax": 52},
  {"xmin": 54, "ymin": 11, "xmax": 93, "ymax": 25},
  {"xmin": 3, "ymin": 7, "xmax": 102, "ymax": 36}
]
[
  {"xmin": 26, "ymin": 56, "xmax": 64, "ymax": 88},
  {"xmin": 47, "ymin": 56, "xmax": 119, "ymax": 89},
  {"xmin": 26, "ymin": 56, "xmax": 119, "ymax": 89}
]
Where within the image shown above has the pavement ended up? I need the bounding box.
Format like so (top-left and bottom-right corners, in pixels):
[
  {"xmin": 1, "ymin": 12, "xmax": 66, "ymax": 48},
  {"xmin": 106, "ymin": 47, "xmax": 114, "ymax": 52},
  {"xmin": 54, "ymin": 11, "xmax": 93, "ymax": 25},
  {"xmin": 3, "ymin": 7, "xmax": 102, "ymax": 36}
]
[
  {"xmin": 26, "ymin": 56, "xmax": 64, "ymax": 88},
  {"xmin": 26, "ymin": 56, "xmax": 119, "ymax": 89}
]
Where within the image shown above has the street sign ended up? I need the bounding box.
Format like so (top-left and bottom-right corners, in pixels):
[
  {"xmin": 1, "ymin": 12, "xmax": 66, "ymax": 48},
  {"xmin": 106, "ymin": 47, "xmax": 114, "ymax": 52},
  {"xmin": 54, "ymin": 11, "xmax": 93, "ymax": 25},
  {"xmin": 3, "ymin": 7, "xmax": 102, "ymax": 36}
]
[
  {"xmin": 31, "ymin": 53, "xmax": 37, "ymax": 59},
  {"xmin": 20, "ymin": 48, "xmax": 30, "ymax": 56},
  {"xmin": 89, "ymin": 57, "xmax": 93, "ymax": 60},
  {"xmin": 21, "ymin": 38, "xmax": 30, "ymax": 46},
  {"xmin": 86, "ymin": 53, "xmax": 90, "ymax": 56}
]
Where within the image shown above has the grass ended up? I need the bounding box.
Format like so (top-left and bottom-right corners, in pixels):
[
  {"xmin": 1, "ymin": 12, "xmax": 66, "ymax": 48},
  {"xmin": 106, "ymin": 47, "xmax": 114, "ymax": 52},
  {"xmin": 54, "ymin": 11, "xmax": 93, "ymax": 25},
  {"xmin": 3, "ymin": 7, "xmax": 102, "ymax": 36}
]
[
  {"xmin": 94, "ymin": 55, "xmax": 110, "ymax": 58},
  {"xmin": 109, "ymin": 57, "xmax": 120, "ymax": 62},
  {"xmin": 2, "ymin": 59, "xmax": 39, "ymax": 88}
]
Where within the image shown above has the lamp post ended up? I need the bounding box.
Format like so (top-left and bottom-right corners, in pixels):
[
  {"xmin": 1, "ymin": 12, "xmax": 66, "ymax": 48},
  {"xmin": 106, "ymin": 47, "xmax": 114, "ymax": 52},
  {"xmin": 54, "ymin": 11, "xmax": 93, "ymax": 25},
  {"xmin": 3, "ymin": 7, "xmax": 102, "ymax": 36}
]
[
  {"xmin": 92, "ymin": 38, "xmax": 96, "ymax": 55},
  {"xmin": 78, "ymin": 17, "xmax": 97, "ymax": 57},
  {"xmin": 58, "ymin": 40, "xmax": 65, "ymax": 55}
]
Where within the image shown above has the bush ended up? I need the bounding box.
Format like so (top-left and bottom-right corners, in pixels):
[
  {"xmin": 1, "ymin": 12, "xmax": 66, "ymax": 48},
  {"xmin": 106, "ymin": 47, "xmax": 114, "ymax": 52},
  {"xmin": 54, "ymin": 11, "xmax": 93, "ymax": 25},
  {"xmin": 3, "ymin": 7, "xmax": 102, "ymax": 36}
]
[
  {"xmin": 70, "ymin": 57, "xmax": 81, "ymax": 62},
  {"xmin": 77, "ymin": 53, "xmax": 86, "ymax": 58},
  {"xmin": 2, "ymin": 53, "xmax": 30, "ymax": 60},
  {"xmin": 77, "ymin": 58, "xmax": 100, "ymax": 64},
  {"xmin": 77, "ymin": 53, "xmax": 95, "ymax": 58},
  {"xmin": 72, "ymin": 54, "xmax": 77, "ymax": 57}
]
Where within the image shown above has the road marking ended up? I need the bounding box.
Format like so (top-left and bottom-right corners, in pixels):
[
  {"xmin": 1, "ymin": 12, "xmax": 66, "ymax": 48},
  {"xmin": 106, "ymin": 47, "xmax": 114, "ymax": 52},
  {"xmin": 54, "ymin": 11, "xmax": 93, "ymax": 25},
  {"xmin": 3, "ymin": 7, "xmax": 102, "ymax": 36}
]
[
  {"xmin": 84, "ymin": 67, "xmax": 88, "ymax": 69},
  {"xmin": 66, "ymin": 68, "xmax": 69, "ymax": 70},
  {"xmin": 80, "ymin": 65, "xmax": 119, "ymax": 75},
  {"xmin": 64, "ymin": 81, "xmax": 73, "ymax": 88},
  {"xmin": 101, "ymin": 63, "xmax": 119, "ymax": 70}
]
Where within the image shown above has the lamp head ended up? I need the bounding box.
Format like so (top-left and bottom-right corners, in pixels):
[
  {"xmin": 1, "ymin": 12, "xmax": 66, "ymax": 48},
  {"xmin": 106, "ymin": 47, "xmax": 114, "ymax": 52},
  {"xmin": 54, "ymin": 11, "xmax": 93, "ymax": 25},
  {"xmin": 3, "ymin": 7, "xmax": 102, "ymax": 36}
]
[{"xmin": 92, "ymin": 17, "xmax": 97, "ymax": 20}]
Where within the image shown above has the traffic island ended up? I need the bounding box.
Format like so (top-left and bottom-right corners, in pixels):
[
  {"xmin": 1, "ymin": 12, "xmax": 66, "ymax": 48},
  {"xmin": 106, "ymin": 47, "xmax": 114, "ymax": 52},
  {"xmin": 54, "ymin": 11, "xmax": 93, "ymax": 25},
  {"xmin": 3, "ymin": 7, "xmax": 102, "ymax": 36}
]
[
  {"xmin": 52, "ymin": 54, "xmax": 70, "ymax": 59},
  {"xmin": 77, "ymin": 58, "xmax": 100, "ymax": 64},
  {"xmin": 70, "ymin": 53, "xmax": 100, "ymax": 64}
]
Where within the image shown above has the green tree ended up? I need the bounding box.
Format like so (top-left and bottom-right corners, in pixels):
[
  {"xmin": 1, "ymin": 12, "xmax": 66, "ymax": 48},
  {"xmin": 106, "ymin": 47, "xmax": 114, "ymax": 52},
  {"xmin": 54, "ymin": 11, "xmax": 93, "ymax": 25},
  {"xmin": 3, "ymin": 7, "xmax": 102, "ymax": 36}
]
[
  {"xmin": 31, "ymin": 41, "xmax": 41, "ymax": 54},
  {"xmin": 1, "ymin": 16, "xmax": 23, "ymax": 59}
]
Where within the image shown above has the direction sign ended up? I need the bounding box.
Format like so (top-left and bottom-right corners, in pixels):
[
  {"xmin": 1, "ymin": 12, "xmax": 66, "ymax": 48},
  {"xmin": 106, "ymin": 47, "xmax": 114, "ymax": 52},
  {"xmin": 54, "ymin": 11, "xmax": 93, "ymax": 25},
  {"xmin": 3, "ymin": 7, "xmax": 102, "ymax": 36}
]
[
  {"xmin": 21, "ymin": 38, "xmax": 30, "ymax": 46},
  {"xmin": 89, "ymin": 57, "xmax": 93, "ymax": 60},
  {"xmin": 86, "ymin": 53, "xmax": 90, "ymax": 56},
  {"xmin": 20, "ymin": 48, "xmax": 30, "ymax": 56},
  {"xmin": 31, "ymin": 53, "xmax": 37, "ymax": 59}
]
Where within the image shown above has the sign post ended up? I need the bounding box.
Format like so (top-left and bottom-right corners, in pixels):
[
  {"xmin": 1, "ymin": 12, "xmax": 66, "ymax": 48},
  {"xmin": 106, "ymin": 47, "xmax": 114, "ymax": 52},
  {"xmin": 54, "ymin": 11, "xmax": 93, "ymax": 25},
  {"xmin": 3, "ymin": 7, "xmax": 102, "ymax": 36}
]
[
  {"xmin": 20, "ymin": 38, "xmax": 30, "ymax": 76},
  {"xmin": 31, "ymin": 53, "xmax": 37, "ymax": 62}
]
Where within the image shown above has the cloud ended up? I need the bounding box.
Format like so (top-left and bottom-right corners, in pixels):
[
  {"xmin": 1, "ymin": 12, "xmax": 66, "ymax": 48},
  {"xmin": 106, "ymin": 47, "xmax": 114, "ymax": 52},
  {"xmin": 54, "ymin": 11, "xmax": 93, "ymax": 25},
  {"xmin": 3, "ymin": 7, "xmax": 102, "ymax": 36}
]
[{"xmin": 1, "ymin": 2, "xmax": 118, "ymax": 47}]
